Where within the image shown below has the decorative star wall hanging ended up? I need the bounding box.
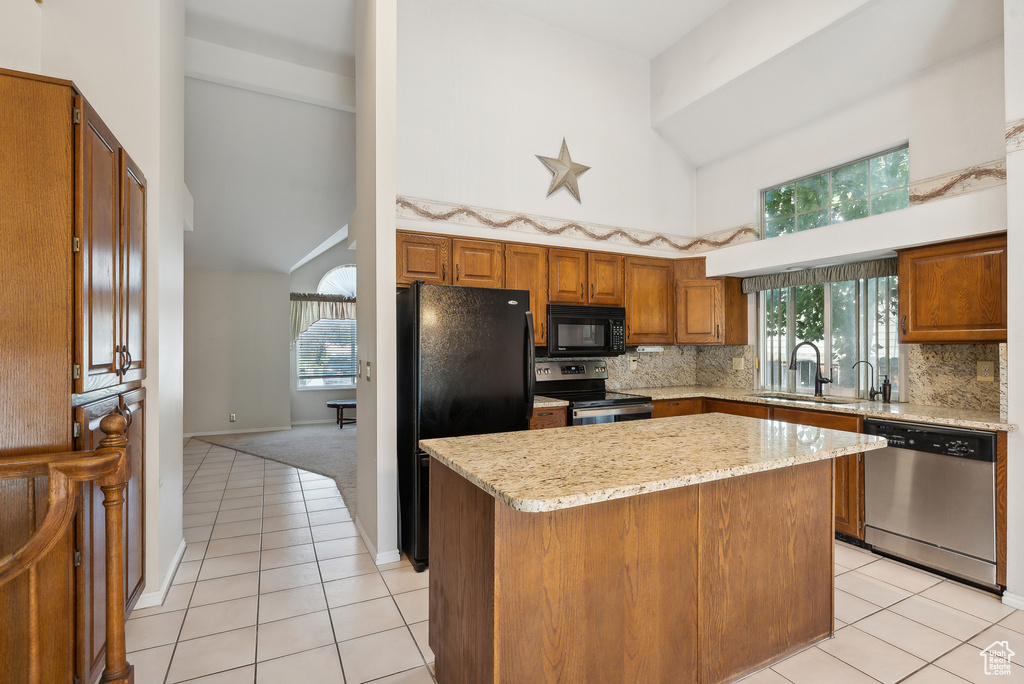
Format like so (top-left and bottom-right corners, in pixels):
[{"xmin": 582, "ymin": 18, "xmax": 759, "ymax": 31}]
[{"xmin": 536, "ymin": 138, "xmax": 590, "ymax": 203}]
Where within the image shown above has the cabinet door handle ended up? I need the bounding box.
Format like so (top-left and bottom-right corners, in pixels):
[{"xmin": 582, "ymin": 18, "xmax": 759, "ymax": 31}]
[
  {"xmin": 538, "ymin": 412, "xmax": 553, "ymax": 417},
  {"xmin": 716, "ymin": 324, "xmax": 720, "ymax": 339},
  {"xmin": 114, "ymin": 344, "xmax": 123, "ymax": 373},
  {"xmin": 901, "ymin": 314, "xmax": 907, "ymax": 335},
  {"xmin": 667, "ymin": 402, "xmax": 679, "ymax": 407},
  {"xmin": 541, "ymin": 322, "xmax": 545, "ymax": 339},
  {"xmin": 591, "ymin": 283, "xmax": 595, "ymax": 298},
  {"xmin": 442, "ymin": 263, "xmax": 447, "ymax": 281},
  {"xmin": 580, "ymin": 283, "xmax": 584, "ymax": 300},
  {"xmin": 456, "ymin": 263, "xmax": 461, "ymax": 282},
  {"xmin": 123, "ymin": 348, "xmax": 132, "ymax": 374}
]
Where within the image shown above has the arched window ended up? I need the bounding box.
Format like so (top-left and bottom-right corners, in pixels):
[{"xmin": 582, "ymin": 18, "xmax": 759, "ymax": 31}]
[{"xmin": 296, "ymin": 265, "xmax": 357, "ymax": 389}]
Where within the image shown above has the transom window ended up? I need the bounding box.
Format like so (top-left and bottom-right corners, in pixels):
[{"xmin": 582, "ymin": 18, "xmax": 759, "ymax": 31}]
[{"xmin": 762, "ymin": 146, "xmax": 910, "ymax": 239}]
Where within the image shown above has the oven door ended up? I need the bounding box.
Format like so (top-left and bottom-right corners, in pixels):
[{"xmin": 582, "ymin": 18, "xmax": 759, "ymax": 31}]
[{"xmin": 572, "ymin": 403, "xmax": 653, "ymax": 426}]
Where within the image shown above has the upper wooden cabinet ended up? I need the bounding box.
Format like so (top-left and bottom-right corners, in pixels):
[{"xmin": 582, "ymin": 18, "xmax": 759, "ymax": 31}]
[
  {"xmin": 897, "ymin": 233, "xmax": 1007, "ymax": 343},
  {"xmin": 587, "ymin": 252, "xmax": 623, "ymax": 306},
  {"xmin": 624, "ymin": 257, "xmax": 674, "ymax": 345},
  {"xmin": 675, "ymin": 277, "xmax": 747, "ymax": 345},
  {"xmin": 548, "ymin": 248, "xmax": 588, "ymax": 303},
  {"xmin": 452, "ymin": 238, "xmax": 503, "ymax": 288},
  {"xmin": 397, "ymin": 233, "xmax": 451, "ymax": 286},
  {"xmin": 504, "ymin": 244, "xmax": 548, "ymax": 345}
]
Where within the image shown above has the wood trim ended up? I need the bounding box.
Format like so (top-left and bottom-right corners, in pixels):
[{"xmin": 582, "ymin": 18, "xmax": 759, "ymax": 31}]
[{"xmin": 997, "ymin": 430, "xmax": 1007, "ymax": 586}]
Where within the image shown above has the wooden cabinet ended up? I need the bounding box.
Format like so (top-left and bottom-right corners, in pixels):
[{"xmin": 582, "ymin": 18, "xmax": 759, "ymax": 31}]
[
  {"xmin": 76, "ymin": 389, "xmax": 146, "ymax": 683},
  {"xmin": 772, "ymin": 407, "xmax": 863, "ymax": 539},
  {"xmin": 624, "ymin": 257, "xmax": 674, "ymax": 345},
  {"xmin": 652, "ymin": 398, "xmax": 704, "ymax": 418},
  {"xmin": 548, "ymin": 248, "xmax": 588, "ymax": 303},
  {"xmin": 897, "ymin": 233, "xmax": 1007, "ymax": 343},
  {"xmin": 452, "ymin": 238, "xmax": 503, "ymax": 288},
  {"xmin": 397, "ymin": 233, "xmax": 451, "ymax": 285},
  {"xmin": 0, "ymin": 68, "xmax": 146, "ymax": 684},
  {"xmin": 675, "ymin": 277, "xmax": 747, "ymax": 345},
  {"xmin": 529, "ymin": 406, "xmax": 567, "ymax": 429},
  {"xmin": 704, "ymin": 399, "xmax": 771, "ymax": 419},
  {"xmin": 587, "ymin": 252, "xmax": 623, "ymax": 306},
  {"xmin": 504, "ymin": 244, "xmax": 548, "ymax": 345}
]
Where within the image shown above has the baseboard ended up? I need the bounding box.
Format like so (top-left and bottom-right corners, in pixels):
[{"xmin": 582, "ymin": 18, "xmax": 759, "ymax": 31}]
[
  {"xmin": 133, "ymin": 536, "xmax": 187, "ymax": 610},
  {"xmin": 185, "ymin": 425, "xmax": 292, "ymax": 439},
  {"xmin": 1003, "ymin": 590, "xmax": 1024, "ymax": 610},
  {"xmin": 353, "ymin": 513, "xmax": 401, "ymax": 565},
  {"xmin": 291, "ymin": 419, "xmax": 336, "ymax": 426}
]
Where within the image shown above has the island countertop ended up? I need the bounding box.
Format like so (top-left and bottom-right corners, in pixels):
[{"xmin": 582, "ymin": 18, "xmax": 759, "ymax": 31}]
[{"xmin": 419, "ymin": 413, "xmax": 886, "ymax": 513}]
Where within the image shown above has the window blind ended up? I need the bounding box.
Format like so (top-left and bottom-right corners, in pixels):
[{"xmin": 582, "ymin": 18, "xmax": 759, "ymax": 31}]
[{"xmin": 296, "ymin": 318, "xmax": 358, "ymax": 382}]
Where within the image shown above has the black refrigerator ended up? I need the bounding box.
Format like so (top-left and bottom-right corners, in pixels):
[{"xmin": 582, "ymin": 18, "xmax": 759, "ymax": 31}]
[{"xmin": 397, "ymin": 282, "xmax": 535, "ymax": 571}]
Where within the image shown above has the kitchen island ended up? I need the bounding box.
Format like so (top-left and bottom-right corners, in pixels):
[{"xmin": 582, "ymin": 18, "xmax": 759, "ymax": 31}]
[{"xmin": 420, "ymin": 413, "xmax": 886, "ymax": 684}]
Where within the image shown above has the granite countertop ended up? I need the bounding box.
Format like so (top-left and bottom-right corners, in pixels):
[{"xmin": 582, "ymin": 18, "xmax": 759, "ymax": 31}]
[
  {"xmin": 420, "ymin": 413, "xmax": 885, "ymax": 513},
  {"xmin": 625, "ymin": 386, "xmax": 1015, "ymax": 432},
  {"xmin": 532, "ymin": 396, "xmax": 569, "ymax": 409}
]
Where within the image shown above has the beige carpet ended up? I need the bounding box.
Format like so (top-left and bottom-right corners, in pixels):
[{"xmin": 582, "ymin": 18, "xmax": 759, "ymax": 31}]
[{"xmin": 198, "ymin": 424, "xmax": 358, "ymax": 515}]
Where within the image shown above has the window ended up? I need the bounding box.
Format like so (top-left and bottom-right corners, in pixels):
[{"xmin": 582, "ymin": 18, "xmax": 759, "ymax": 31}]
[
  {"xmin": 296, "ymin": 318, "xmax": 357, "ymax": 388},
  {"xmin": 763, "ymin": 146, "xmax": 910, "ymax": 239},
  {"xmin": 295, "ymin": 265, "xmax": 357, "ymax": 389},
  {"xmin": 760, "ymin": 275, "xmax": 899, "ymax": 400}
]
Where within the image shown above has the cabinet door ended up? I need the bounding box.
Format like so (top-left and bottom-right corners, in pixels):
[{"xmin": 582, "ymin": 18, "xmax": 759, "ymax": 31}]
[
  {"xmin": 587, "ymin": 252, "xmax": 623, "ymax": 306},
  {"xmin": 898, "ymin": 234, "xmax": 1007, "ymax": 343},
  {"xmin": 75, "ymin": 393, "xmax": 121, "ymax": 684},
  {"xmin": 652, "ymin": 398, "xmax": 704, "ymax": 418},
  {"xmin": 452, "ymin": 238, "xmax": 503, "ymax": 288},
  {"xmin": 397, "ymin": 233, "xmax": 451, "ymax": 286},
  {"xmin": 120, "ymin": 152, "xmax": 146, "ymax": 382},
  {"xmin": 529, "ymin": 407, "xmax": 567, "ymax": 429},
  {"xmin": 704, "ymin": 399, "xmax": 771, "ymax": 419},
  {"xmin": 624, "ymin": 257, "xmax": 674, "ymax": 344},
  {"xmin": 505, "ymin": 244, "xmax": 548, "ymax": 345},
  {"xmin": 120, "ymin": 389, "xmax": 146, "ymax": 611},
  {"xmin": 675, "ymin": 279, "xmax": 721, "ymax": 344},
  {"xmin": 548, "ymin": 248, "xmax": 587, "ymax": 303},
  {"xmin": 77, "ymin": 99, "xmax": 122, "ymax": 393},
  {"xmin": 772, "ymin": 407, "xmax": 863, "ymax": 538}
]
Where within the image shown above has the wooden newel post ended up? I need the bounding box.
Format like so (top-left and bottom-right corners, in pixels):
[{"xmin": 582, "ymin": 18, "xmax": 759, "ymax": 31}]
[{"xmin": 96, "ymin": 413, "xmax": 134, "ymax": 684}]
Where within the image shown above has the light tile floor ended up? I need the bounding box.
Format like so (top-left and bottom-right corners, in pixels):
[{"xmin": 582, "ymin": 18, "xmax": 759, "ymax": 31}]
[{"xmin": 126, "ymin": 440, "xmax": 1023, "ymax": 683}]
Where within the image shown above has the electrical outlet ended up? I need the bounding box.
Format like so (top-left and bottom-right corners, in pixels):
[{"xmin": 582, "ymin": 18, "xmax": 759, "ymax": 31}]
[
  {"xmin": 229, "ymin": 413, "xmax": 236, "ymax": 422},
  {"xmin": 732, "ymin": 357, "xmax": 745, "ymax": 371},
  {"xmin": 629, "ymin": 354, "xmax": 638, "ymax": 372},
  {"xmin": 977, "ymin": 361, "xmax": 994, "ymax": 382}
]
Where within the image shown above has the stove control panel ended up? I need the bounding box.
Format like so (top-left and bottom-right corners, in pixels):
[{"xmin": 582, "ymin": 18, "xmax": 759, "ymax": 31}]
[{"xmin": 535, "ymin": 360, "xmax": 609, "ymax": 381}]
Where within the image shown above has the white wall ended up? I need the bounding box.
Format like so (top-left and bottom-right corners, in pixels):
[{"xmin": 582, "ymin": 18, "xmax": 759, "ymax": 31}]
[
  {"xmin": 289, "ymin": 240, "xmax": 359, "ymax": 424},
  {"xmin": 1003, "ymin": 0, "xmax": 1024, "ymax": 609},
  {"xmin": 183, "ymin": 270, "xmax": 291, "ymax": 435},
  {"xmin": 0, "ymin": 1, "xmax": 41, "ymax": 73},
  {"xmin": 1, "ymin": 0, "xmax": 188, "ymax": 609},
  {"xmin": 697, "ymin": 41, "xmax": 1006, "ymax": 236},
  {"xmin": 396, "ymin": 0, "xmax": 697, "ymax": 237},
  {"xmin": 354, "ymin": 0, "xmax": 399, "ymax": 564}
]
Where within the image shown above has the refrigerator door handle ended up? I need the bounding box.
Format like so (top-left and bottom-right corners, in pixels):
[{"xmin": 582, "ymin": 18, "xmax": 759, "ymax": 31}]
[{"xmin": 524, "ymin": 311, "xmax": 536, "ymax": 423}]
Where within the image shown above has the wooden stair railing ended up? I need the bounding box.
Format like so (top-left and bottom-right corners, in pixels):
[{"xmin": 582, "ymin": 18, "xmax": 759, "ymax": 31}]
[{"xmin": 0, "ymin": 413, "xmax": 134, "ymax": 684}]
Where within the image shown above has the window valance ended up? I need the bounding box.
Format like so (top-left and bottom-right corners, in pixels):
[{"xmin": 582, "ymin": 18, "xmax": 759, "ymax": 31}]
[
  {"xmin": 290, "ymin": 292, "xmax": 356, "ymax": 343},
  {"xmin": 740, "ymin": 257, "xmax": 897, "ymax": 294}
]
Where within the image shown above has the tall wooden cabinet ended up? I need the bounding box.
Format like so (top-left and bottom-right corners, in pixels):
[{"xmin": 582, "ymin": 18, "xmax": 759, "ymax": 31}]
[
  {"xmin": 504, "ymin": 244, "xmax": 549, "ymax": 345},
  {"xmin": 0, "ymin": 68, "xmax": 146, "ymax": 684}
]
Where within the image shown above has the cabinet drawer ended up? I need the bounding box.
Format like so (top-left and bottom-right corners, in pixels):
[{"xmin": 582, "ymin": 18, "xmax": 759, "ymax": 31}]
[
  {"xmin": 652, "ymin": 398, "xmax": 704, "ymax": 418},
  {"xmin": 530, "ymin": 407, "xmax": 567, "ymax": 429},
  {"xmin": 704, "ymin": 399, "xmax": 770, "ymax": 420}
]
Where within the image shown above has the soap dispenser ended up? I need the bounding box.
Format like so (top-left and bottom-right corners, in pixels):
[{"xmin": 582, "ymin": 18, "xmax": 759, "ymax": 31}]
[{"xmin": 880, "ymin": 375, "xmax": 892, "ymax": 403}]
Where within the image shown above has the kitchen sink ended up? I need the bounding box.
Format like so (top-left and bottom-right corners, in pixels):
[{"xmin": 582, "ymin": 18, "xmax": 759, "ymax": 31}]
[{"xmin": 753, "ymin": 392, "xmax": 865, "ymax": 405}]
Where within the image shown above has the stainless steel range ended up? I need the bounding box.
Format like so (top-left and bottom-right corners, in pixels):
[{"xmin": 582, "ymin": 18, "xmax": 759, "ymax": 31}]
[{"xmin": 534, "ymin": 361, "xmax": 653, "ymax": 425}]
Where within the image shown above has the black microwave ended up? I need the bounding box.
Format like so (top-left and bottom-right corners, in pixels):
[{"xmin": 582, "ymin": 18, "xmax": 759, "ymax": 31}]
[{"xmin": 546, "ymin": 304, "xmax": 626, "ymax": 357}]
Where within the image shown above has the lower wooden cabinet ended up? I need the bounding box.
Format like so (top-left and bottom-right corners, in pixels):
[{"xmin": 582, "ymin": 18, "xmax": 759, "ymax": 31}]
[
  {"xmin": 704, "ymin": 399, "xmax": 771, "ymax": 420},
  {"xmin": 75, "ymin": 388, "xmax": 145, "ymax": 683},
  {"xmin": 529, "ymin": 407, "xmax": 567, "ymax": 429},
  {"xmin": 652, "ymin": 398, "xmax": 704, "ymax": 418},
  {"xmin": 772, "ymin": 407, "xmax": 863, "ymax": 539}
]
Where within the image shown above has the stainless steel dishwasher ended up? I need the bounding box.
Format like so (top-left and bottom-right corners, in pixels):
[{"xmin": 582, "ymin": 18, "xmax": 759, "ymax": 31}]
[{"xmin": 863, "ymin": 419, "xmax": 998, "ymax": 589}]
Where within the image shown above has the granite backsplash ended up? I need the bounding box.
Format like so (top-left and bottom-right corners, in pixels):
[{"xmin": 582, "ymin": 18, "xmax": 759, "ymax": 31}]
[{"xmin": 903, "ymin": 343, "xmax": 1001, "ymax": 413}]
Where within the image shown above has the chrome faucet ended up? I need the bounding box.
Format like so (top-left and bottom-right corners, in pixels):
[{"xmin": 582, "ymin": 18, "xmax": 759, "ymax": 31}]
[
  {"xmin": 851, "ymin": 360, "xmax": 881, "ymax": 401},
  {"xmin": 789, "ymin": 341, "xmax": 831, "ymax": 397}
]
